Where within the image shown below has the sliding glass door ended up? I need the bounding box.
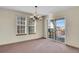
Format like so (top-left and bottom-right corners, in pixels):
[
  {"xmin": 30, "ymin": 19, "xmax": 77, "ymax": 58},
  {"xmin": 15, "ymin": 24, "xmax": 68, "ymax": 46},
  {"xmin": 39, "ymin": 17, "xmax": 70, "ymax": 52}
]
[
  {"xmin": 48, "ymin": 18, "xmax": 65, "ymax": 42},
  {"xmin": 48, "ymin": 20, "xmax": 55, "ymax": 39},
  {"xmin": 55, "ymin": 18, "xmax": 65, "ymax": 42}
]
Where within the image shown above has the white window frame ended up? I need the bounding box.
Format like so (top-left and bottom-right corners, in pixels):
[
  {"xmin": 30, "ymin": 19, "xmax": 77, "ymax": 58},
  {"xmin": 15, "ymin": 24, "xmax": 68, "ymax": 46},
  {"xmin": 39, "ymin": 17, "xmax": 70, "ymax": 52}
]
[
  {"xmin": 16, "ymin": 16, "xmax": 27, "ymax": 36},
  {"xmin": 28, "ymin": 19, "xmax": 36, "ymax": 34}
]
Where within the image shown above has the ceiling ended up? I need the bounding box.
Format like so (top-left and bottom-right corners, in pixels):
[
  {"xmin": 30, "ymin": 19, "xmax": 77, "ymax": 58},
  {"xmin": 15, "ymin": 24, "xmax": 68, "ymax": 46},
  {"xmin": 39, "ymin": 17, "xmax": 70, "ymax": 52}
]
[{"xmin": 0, "ymin": 6, "xmax": 74, "ymax": 15}]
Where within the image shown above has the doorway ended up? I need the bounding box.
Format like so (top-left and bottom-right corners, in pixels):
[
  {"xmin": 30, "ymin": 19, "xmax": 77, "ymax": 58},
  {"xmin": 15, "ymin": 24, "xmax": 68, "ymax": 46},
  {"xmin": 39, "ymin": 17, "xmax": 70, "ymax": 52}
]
[{"xmin": 48, "ymin": 18, "xmax": 65, "ymax": 42}]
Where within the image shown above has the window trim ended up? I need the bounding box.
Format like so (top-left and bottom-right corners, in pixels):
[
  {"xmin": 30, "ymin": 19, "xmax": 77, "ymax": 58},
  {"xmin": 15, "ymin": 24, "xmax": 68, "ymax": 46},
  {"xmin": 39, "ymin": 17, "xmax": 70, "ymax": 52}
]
[
  {"xmin": 28, "ymin": 19, "xmax": 36, "ymax": 34},
  {"xmin": 16, "ymin": 16, "xmax": 27, "ymax": 36}
]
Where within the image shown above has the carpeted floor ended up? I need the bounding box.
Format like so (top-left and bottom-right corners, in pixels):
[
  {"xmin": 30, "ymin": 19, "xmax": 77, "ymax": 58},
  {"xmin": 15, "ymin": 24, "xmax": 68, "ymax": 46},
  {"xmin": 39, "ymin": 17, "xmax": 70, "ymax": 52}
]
[{"xmin": 0, "ymin": 39, "xmax": 79, "ymax": 53}]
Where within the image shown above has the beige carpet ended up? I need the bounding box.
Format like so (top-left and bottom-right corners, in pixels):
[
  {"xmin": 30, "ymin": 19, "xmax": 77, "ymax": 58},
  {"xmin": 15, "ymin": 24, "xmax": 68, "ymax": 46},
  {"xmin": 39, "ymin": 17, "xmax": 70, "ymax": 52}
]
[{"xmin": 0, "ymin": 39, "xmax": 79, "ymax": 53}]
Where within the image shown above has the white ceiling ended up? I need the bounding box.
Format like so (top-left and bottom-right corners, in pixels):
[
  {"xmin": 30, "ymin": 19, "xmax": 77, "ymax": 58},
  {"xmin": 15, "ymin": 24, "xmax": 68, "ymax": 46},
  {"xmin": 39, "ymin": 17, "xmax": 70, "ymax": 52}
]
[{"xmin": 0, "ymin": 6, "xmax": 74, "ymax": 15}]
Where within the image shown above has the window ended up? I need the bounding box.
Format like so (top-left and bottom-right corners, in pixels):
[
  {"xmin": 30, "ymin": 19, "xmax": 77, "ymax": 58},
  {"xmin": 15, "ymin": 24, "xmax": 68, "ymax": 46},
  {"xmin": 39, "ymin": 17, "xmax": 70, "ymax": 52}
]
[
  {"xmin": 28, "ymin": 18, "xmax": 36, "ymax": 34},
  {"xmin": 16, "ymin": 16, "xmax": 27, "ymax": 35}
]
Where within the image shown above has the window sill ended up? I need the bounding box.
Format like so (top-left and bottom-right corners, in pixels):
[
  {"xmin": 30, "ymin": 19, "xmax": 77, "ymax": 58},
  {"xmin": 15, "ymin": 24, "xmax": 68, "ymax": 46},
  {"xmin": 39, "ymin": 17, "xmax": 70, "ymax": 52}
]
[
  {"xmin": 29, "ymin": 33, "xmax": 36, "ymax": 34},
  {"xmin": 16, "ymin": 34, "xmax": 27, "ymax": 36}
]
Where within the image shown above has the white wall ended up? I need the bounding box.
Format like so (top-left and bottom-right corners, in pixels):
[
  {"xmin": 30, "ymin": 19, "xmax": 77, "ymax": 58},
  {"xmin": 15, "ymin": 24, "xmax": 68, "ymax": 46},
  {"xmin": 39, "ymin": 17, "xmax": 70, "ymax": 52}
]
[
  {"xmin": 53, "ymin": 7, "xmax": 79, "ymax": 48},
  {"xmin": 43, "ymin": 16, "xmax": 48, "ymax": 38},
  {"xmin": 0, "ymin": 8, "xmax": 44, "ymax": 45}
]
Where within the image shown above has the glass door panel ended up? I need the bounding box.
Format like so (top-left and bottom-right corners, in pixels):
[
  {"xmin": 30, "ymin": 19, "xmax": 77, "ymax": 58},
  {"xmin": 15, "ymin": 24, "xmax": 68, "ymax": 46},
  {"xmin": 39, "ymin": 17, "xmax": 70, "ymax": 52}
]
[
  {"xmin": 55, "ymin": 18, "xmax": 65, "ymax": 42},
  {"xmin": 48, "ymin": 20, "xmax": 55, "ymax": 39}
]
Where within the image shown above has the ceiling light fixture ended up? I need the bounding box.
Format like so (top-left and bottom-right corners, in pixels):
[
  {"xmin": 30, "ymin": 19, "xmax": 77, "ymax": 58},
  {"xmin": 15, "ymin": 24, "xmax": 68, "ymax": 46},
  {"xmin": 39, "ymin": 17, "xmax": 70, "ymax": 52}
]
[{"xmin": 30, "ymin": 6, "xmax": 43, "ymax": 20}]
